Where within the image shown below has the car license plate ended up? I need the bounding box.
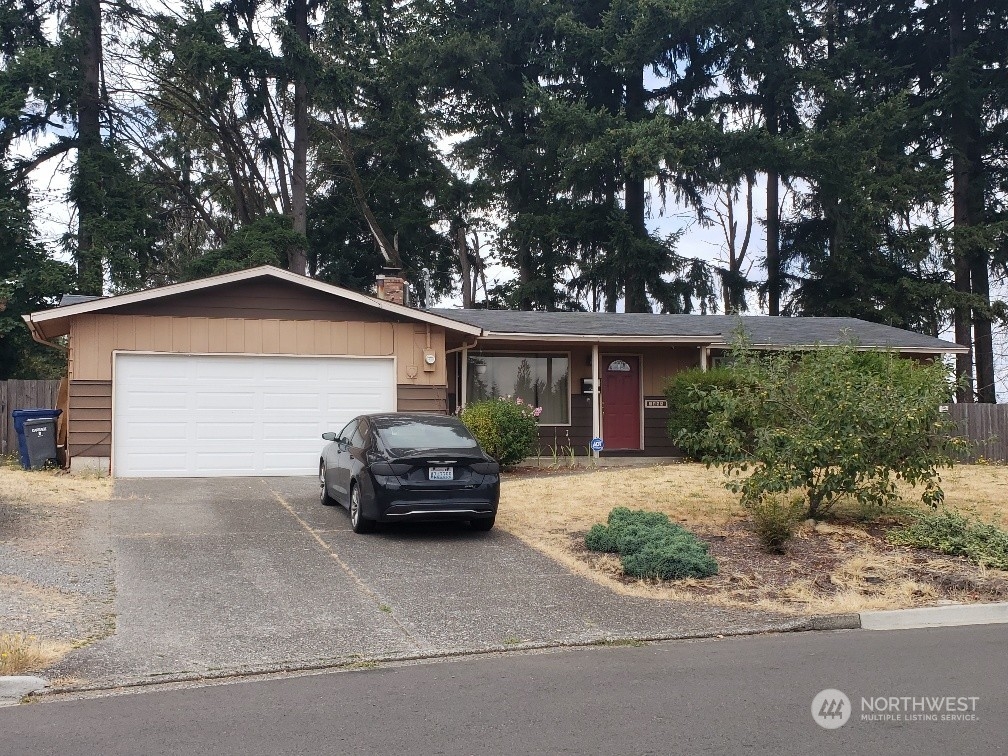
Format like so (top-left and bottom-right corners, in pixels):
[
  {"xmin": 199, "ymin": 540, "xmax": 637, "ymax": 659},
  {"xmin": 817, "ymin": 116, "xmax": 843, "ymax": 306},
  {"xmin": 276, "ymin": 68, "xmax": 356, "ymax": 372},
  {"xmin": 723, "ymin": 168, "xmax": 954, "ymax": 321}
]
[{"xmin": 429, "ymin": 466, "xmax": 453, "ymax": 481}]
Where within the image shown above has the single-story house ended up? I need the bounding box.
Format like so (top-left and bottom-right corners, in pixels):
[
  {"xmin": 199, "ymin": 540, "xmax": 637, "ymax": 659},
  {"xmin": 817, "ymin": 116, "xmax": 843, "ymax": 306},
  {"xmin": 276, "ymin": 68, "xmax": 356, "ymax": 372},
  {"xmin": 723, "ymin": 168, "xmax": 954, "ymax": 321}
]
[{"xmin": 24, "ymin": 265, "xmax": 965, "ymax": 477}]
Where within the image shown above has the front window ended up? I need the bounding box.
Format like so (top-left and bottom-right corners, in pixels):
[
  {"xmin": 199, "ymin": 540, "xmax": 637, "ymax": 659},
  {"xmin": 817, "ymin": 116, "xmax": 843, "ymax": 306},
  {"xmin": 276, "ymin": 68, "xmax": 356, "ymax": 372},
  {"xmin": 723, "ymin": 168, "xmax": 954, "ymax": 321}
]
[{"xmin": 467, "ymin": 353, "xmax": 570, "ymax": 424}]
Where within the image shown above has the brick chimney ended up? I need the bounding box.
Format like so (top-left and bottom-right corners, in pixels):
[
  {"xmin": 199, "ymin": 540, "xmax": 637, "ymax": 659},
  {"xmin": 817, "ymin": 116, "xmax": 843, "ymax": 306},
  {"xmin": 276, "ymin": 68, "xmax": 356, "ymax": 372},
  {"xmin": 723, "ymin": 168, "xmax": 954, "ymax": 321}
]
[{"xmin": 376, "ymin": 271, "xmax": 409, "ymax": 306}]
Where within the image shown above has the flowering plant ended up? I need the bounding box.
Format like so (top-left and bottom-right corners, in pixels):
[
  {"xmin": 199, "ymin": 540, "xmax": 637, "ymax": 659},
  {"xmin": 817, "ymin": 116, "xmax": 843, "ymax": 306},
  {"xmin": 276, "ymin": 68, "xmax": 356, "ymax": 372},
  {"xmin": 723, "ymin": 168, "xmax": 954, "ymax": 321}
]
[{"xmin": 459, "ymin": 395, "xmax": 541, "ymax": 466}]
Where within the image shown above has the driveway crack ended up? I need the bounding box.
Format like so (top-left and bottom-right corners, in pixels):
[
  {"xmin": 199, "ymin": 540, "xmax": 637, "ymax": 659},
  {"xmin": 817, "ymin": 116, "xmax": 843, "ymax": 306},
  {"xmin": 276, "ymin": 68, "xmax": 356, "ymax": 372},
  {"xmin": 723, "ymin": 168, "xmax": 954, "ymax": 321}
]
[{"xmin": 265, "ymin": 484, "xmax": 430, "ymax": 653}]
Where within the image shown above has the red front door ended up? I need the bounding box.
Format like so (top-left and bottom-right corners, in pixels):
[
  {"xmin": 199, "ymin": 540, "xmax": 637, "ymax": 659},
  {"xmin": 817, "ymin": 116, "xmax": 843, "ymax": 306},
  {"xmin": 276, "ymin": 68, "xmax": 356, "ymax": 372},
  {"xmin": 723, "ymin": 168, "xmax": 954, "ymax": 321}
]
[{"xmin": 601, "ymin": 356, "xmax": 641, "ymax": 450}]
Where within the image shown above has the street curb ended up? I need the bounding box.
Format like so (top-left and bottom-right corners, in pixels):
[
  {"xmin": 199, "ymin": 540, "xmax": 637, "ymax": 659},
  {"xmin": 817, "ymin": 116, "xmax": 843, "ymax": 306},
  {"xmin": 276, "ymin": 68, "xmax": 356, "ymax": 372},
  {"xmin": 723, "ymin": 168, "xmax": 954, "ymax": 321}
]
[
  {"xmin": 801, "ymin": 613, "xmax": 862, "ymax": 631},
  {"xmin": 0, "ymin": 676, "xmax": 49, "ymax": 707},
  {"xmin": 32, "ymin": 618, "xmax": 843, "ymax": 701},
  {"xmin": 860, "ymin": 601, "xmax": 1008, "ymax": 631},
  {"xmin": 7, "ymin": 614, "xmax": 868, "ymax": 704}
]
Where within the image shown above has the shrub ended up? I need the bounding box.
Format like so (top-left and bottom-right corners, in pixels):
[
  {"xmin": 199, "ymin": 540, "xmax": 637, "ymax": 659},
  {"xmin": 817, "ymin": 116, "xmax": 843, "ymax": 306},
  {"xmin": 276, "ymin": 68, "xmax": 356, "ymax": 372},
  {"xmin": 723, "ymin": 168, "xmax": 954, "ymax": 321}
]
[
  {"xmin": 680, "ymin": 339, "xmax": 967, "ymax": 519},
  {"xmin": 746, "ymin": 494, "xmax": 805, "ymax": 553},
  {"xmin": 459, "ymin": 397, "xmax": 539, "ymax": 467},
  {"xmin": 888, "ymin": 509, "xmax": 1008, "ymax": 570},
  {"xmin": 585, "ymin": 523, "xmax": 617, "ymax": 552},
  {"xmin": 664, "ymin": 367, "xmax": 749, "ymax": 460},
  {"xmin": 585, "ymin": 507, "xmax": 718, "ymax": 580}
]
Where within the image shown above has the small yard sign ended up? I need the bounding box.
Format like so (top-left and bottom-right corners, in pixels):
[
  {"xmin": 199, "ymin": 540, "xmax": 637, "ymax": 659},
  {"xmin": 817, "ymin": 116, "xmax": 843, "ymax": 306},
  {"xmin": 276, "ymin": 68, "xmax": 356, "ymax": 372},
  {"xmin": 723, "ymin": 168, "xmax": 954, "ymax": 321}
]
[{"xmin": 590, "ymin": 437, "xmax": 604, "ymax": 452}]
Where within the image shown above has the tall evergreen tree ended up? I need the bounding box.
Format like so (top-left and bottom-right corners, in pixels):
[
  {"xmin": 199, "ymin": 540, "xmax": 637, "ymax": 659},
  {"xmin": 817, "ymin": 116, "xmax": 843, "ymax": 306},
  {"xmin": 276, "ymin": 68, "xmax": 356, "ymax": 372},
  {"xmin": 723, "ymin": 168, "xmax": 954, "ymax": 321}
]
[
  {"xmin": 708, "ymin": 0, "xmax": 812, "ymax": 315},
  {"xmin": 905, "ymin": 0, "xmax": 1008, "ymax": 402},
  {"xmin": 0, "ymin": 179, "xmax": 74, "ymax": 377},
  {"xmin": 780, "ymin": 2, "xmax": 951, "ymax": 334}
]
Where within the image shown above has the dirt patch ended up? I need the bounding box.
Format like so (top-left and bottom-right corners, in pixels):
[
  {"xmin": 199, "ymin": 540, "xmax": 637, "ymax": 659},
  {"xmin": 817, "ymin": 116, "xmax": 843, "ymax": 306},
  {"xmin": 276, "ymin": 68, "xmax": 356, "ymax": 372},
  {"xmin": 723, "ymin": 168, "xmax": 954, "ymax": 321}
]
[
  {"xmin": 497, "ymin": 463, "xmax": 1008, "ymax": 615},
  {"xmin": 0, "ymin": 463, "xmax": 115, "ymax": 660}
]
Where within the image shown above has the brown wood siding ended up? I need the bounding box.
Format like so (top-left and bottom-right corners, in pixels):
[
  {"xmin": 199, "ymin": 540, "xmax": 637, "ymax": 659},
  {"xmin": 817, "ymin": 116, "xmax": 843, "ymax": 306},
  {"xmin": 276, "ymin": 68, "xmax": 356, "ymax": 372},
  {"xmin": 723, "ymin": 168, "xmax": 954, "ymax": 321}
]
[
  {"xmin": 637, "ymin": 346, "xmax": 702, "ymax": 395},
  {"xmin": 68, "ymin": 380, "xmax": 112, "ymax": 458},
  {"xmin": 643, "ymin": 398, "xmax": 683, "ymax": 456},
  {"xmin": 536, "ymin": 395, "xmax": 593, "ymax": 456},
  {"xmin": 106, "ymin": 279, "xmax": 393, "ymax": 322},
  {"xmin": 69, "ymin": 314, "xmax": 446, "ymax": 387},
  {"xmin": 397, "ymin": 384, "xmax": 448, "ymax": 413}
]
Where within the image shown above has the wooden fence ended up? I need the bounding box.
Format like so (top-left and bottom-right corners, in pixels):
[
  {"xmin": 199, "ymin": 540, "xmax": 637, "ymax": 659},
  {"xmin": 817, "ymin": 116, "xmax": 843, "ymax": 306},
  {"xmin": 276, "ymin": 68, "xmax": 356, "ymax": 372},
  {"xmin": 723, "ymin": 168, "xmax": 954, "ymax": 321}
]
[
  {"xmin": 947, "ymin": 404, "xmax": 1008, "ymax": 463},
  {"xmin": 0, "ymin": 380, "xmax": 61, "ymax": 457}
]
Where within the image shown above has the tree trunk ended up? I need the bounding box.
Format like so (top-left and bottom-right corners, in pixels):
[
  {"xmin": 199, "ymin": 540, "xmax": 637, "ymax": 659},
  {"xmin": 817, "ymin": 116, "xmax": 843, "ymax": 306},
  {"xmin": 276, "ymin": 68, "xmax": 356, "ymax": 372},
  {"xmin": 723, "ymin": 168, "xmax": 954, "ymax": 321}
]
[
  {"xmin": 76, "ymin": 0, "xmax": 103, "ymax": 295},
  {"xmin": 623, "ymin": 65, "xmax": 649, "ymax": 313},
  {"xmin": 969, "ymin": 125, "xmax": 995, "ymax": 403},
  {"xmin": 950, "ymin": 0, "xmax": 976, "ymax": 402},
  {"xmin": 971, "ymin": 254, "xmax": 996, "ymax": 403},
  {"xmin": 765, "ymin": 96, "xmax": 781, "ymax": 316},
  {"xmin": 457, "ymin": 224, "xmax": 472, "ymax": 308},
  {"xmin": 953, "ymin": 252, "xmax": 974, "ymax": 403},
  {"xmin": 289, "ymin": 0, "xmax": 309, "ymax": 275}
]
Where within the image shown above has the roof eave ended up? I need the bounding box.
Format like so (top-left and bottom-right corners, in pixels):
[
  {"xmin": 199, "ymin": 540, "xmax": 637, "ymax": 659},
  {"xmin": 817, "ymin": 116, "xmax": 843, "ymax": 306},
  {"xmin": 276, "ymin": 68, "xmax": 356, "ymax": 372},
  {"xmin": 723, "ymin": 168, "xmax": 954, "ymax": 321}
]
[
  {"xmin": 477, "ymin": 332, "xmax": 722, "ymax": 343},
  {"xmin": 26, "ymin": 266, "xmax": 483, "ymax": 337},
  {"xmin": 707, "ymin": 341, "xmax": 968, "ymax": 354}
]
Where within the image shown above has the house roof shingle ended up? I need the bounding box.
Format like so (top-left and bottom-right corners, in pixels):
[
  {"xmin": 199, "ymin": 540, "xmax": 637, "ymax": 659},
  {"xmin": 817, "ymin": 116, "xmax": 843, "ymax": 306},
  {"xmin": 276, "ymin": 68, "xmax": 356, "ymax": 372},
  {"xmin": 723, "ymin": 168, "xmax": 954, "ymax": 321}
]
[
  {"xmin": 58, "ymin": 294, "xmax": 104, "ymax": 307},
  {"xmin": 427, "ymin": 309, "xmax": 966, "ymax": 353}
]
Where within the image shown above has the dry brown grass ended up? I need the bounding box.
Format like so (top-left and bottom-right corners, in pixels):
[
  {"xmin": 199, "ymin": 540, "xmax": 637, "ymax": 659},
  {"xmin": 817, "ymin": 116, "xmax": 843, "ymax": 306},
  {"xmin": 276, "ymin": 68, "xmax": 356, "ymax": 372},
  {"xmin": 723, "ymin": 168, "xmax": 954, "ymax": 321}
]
[
  {"xmin": 0, "ymin": 633, "xmax": 71, "ymax": 676},
  {"xmin": 497, "ymin": 462, "xmax": 1008, "ymax": 615},
  {"xmin": 922, "ymin": 465, "xmax": 1008, "ymax": 525},
  {"xmin": 775, "ymin": 549, "xmax": 937, "ymax": 615},
  {"xmin": 0, "ymin": 461, "xmax": 111, "ymax": 506},
  {"xmin": 500, "ymin": 464, "xmax": 742, "ymax": 538}
]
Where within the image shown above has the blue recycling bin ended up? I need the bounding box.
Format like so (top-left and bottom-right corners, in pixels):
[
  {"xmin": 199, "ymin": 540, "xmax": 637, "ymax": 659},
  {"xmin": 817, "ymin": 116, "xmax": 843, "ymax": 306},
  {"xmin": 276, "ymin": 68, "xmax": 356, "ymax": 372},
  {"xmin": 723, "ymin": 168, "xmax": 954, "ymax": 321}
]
[{"xmin": 12, "ymin": 409, "xmax": 62, "ymax": 469}]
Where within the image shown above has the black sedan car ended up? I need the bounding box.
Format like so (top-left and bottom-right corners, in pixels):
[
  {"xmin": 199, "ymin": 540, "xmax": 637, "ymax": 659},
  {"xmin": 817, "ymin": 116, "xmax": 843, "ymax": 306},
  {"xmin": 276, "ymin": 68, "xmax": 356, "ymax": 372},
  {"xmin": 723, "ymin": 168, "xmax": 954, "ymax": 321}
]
[{"xmin": 319, "ymin": 413, "xmax": 501, "ymax": 533}]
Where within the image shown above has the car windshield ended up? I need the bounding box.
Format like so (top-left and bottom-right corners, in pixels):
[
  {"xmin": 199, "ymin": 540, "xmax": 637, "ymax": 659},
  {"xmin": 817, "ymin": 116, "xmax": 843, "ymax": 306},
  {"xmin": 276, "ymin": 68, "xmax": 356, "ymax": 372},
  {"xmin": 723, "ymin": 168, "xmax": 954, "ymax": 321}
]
[{"xmin": 373, "ymin": 416, "xmax": 479, "ymax": 455}]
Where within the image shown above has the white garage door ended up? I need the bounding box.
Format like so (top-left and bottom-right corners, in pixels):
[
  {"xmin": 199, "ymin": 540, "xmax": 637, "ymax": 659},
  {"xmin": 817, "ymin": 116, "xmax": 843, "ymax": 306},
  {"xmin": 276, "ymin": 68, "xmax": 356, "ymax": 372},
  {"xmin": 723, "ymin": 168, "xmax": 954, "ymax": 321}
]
[{"xmin": 113, "ymin": 353, "xmax": 396, "ymax": 477}]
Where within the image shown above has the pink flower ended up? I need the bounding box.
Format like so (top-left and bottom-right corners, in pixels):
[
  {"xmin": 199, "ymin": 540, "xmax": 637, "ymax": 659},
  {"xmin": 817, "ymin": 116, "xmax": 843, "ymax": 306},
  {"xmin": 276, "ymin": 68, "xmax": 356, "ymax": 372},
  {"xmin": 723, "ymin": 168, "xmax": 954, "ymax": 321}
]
[
  {"xmin": 515, "ymin": 397, "xmax": 524, "ymax": 405},
  {"xmin": 533, "ymin": 407, "xmax": 543, "ymax": 417}
]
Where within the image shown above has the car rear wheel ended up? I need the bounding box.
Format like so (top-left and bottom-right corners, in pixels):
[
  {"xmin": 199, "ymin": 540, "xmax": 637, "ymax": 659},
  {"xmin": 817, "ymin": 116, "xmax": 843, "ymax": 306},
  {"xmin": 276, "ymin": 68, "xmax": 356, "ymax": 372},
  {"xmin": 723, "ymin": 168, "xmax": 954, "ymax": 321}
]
[
  {"xmin": 349, "ymin": 482, "xmax": 375, "ymax": 533},
  {"xmin": 320, "ymin": 463, "xmax": 336, "ymax": 506},
  {"xmin": 470, "ymin": 515, "xmax": 495, "ymax": 532}
]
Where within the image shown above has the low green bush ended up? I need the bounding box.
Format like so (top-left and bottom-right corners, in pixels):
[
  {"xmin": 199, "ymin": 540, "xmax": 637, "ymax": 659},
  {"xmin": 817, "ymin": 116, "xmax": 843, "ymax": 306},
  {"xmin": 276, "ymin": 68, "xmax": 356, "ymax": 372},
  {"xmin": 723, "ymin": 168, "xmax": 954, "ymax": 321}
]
[
  {"xmin": 459, "ymin": 397, "xmax": 539, "ymax": 467},
  {"xmin": 664, "ymin": 367, "xmax": 750, "ymax": 461},
  {"xmin": 747, "ymin": 494, "xmax": 805, "ymax": 554},
  {"xmin": 585, "ymin": 507, "xmax": 718, "ymax": 580},
  {"xmin": 888, "ymin": 509, "xmax": 1008, "ymax": 570}
]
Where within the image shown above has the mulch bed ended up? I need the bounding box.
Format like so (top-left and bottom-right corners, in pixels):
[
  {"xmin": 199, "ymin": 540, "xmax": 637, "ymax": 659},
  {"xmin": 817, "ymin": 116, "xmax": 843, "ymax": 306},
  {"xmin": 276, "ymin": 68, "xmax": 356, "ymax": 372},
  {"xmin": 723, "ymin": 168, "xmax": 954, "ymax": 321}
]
[{"xmin": 568, "ymin": 521, "xmax": 1008, "ymax": 609}]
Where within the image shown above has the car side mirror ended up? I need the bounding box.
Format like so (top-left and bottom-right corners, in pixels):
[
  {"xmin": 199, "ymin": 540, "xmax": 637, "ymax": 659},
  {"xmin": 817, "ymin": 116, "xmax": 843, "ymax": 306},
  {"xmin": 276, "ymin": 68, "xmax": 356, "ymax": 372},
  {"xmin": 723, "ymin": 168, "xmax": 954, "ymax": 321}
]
[{"xmin": 322, "ymin": 432, "xmax": 337, "ymax": 441}]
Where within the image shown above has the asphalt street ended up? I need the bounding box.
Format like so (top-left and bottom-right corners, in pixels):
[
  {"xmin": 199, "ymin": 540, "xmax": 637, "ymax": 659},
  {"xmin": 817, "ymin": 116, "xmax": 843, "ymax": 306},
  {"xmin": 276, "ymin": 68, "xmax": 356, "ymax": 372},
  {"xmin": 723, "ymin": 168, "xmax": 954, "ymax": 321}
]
[{"xmin": 4, "ymin": 624, "xmax": 1005, "ymax": 755}]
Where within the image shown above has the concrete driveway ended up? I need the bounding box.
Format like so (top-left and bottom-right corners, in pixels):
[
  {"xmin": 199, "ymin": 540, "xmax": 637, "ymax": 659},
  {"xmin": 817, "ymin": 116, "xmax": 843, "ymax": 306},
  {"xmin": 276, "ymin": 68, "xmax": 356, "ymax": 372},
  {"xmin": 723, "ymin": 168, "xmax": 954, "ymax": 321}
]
[{"xmin": 55, "ymin": 478, "xmax": 796, "ymax": 687}]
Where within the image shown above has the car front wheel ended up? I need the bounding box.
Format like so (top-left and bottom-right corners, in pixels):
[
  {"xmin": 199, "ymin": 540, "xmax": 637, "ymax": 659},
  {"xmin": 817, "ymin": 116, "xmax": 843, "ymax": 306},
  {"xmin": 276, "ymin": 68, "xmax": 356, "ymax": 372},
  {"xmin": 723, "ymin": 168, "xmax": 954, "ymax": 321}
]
[
  {"xmin": 349, "ymin": 482, "xmax": 375, "ymax": 533},
  {"xmin": 320, "ymin": 463, "xmax": 336, "ymax": 506}
]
